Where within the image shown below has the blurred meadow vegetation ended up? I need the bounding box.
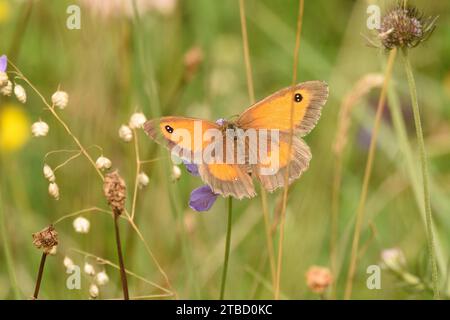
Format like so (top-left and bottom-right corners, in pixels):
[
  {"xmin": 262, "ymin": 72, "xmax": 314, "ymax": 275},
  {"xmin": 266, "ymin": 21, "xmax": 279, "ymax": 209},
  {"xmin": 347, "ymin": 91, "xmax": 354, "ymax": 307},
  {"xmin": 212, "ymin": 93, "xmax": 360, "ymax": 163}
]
[{"xmin": 0, "ymin": 0, "xmax": 450, "ymax": 299}]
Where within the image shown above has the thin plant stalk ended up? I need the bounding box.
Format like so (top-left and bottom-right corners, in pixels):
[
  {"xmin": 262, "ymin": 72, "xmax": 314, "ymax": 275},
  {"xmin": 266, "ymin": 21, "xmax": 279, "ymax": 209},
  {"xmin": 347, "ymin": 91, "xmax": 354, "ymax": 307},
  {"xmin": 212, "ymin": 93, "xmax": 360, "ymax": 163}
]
[
  {"xmin": 344, "ymin": 48, "xmax": 397, "ymax": 299},
  {"xmin": 275, "ymin": 0, "xmax": 304, "ymax": 300},
  {"xmin": 402, "ymin": 48, "xmax": 439, "ymax": 298},
  {"xmin": 238, "ymin": 0, "xmax": 276, "ymax": 289},
  {"xmin": 113, "ymin": 212, "xmax": 130, "ymax": 300},
  {"xmin": 33, "ymin": 253, "xmax": 47, "ymax": 300},
  {"xmin": 219, "ymin": 197, "xmax": 233, "ymax": 300}
]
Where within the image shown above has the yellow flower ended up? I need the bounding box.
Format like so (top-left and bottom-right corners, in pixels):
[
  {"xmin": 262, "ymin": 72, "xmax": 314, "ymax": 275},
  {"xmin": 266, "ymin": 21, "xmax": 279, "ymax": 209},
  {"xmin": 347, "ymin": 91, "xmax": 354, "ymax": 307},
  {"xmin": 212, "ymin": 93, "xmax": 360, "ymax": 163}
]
[
  {"xmin": 0, "ymin": 104, "xmax": 30, "ymax": 152},
  {"xmin": 0, "ymin": 0, "xmax": 11, "ymax": 24}
]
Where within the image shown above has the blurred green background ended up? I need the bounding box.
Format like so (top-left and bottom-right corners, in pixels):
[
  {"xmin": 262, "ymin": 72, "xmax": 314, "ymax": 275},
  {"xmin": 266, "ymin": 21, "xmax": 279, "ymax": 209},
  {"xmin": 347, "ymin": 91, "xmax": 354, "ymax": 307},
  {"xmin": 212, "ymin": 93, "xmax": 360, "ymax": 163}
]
[{"xmin": 0, "ymin": 0, "xmax": 449, "ymax": 299}]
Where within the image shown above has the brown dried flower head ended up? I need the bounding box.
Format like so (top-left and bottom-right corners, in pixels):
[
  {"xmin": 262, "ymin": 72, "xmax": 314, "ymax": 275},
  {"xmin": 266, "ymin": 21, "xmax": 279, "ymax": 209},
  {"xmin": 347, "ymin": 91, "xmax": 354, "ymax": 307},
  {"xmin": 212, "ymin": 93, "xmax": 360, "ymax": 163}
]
[
  {"xmin": 379, "ymin": 3, "xmax": 438, "ymax": 50},
  {"xmin": 32, "ymin": 225, "xmax": 58, "ymax": 254},
  {"xmin": 104, "ymin": 170, "xmax": 126, "ymax": 215},
  {"xmin": 305, "ymin": 265, "xmax": 333, "ymax": 294}
]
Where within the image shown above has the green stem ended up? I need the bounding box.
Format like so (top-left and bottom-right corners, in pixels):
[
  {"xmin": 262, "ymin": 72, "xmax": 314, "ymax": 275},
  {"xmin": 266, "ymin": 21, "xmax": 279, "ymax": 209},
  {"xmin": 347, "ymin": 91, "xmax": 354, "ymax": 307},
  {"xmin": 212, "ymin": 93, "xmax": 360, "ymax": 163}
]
[
  {"xmin": 220, "ymin": 197, "xmax": 233, "ymax": 299},
  {"xmin": 402, "ymin": 49, "xmax": 439, "ymax": 299}
]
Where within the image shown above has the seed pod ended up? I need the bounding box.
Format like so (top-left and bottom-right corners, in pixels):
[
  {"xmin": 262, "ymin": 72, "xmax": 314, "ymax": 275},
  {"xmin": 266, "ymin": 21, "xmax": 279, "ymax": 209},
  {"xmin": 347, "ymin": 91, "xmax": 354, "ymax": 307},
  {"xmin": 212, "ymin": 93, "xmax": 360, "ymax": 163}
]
[
  {"xmin": 118, "ymin": 125, "xmax": 133, "ymax": 142},
  {"xmin": 48, "ymin": 182, "xmax": 60, "ymax": 200},
  {"xmin": 129, "ymin": 112, "xmax": 147, "ymax": 129},
  {"xmin": 32, "ymin": 121, "xmax": 49, "ymax": 137},
  {"xmin": 138, "ymin": 172, "xmax": 150, "ymax": 189},
  {"xmin": 0, "ymin": 80, "xmax": 12, "ymax": 96},
  {"xmin": 96, "ymin": 156, "xmax": 112, "ymax": 170},
  {"xmin": 14, "ymin": 84, "xmax": 27, "ymax": 103},
  {"xmin": 51, "ymin": 90, "xmax": 69, "ymax": 109},
  {"xmin": 43, "ymin": 164, "xmax": 56, "ymax": 182}
]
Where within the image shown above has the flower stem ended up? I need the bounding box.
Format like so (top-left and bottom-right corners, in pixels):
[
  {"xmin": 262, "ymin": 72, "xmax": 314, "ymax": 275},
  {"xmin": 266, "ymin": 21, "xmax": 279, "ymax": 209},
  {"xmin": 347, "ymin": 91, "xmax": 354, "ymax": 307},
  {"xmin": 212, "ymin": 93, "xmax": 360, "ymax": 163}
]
[
  {"xmin": 275, "ymin": 0, "xmax": 304, "ymax": 300},
  {"xmin": 220, "ymin": 197, "xmax": 233, "ymax": 300},
  {"xmin": 113, "ymin": 212, "xmax": 129, "ymax": 300},
  {"xmin": 402, "ymin": 49, "xmax": 439, "ymax": 299},
  {"xmin": 344, "ymin": 48, "xmax": 397, "ymax": 299},
  {"xmin": 33, "ymin": 253, "xmax": 47, "ymax": 300}
]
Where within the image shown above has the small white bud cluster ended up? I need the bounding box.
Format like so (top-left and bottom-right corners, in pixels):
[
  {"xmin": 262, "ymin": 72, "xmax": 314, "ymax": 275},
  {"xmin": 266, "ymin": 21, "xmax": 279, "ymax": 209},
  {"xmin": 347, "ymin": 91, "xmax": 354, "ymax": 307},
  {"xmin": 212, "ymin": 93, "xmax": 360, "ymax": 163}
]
[
  {"xmin": 119, "ymin": 124, "xmax": 133, "ymax": 142},
  {"xmin": 73, "ymin": 216, "xmax": 90, "ymax": 234},
  {"xmin": 96, "ymin": 156, "xmax": 112, "ymax": 170},
  {"xmin": 138, "ymin": 172, "xmax": 149, "ymax": 189},
  {"xmin": 52, "ymin": 90, "xmax": 69, "ymax": 109},
  {"xmin": 129, "ymin": 112, "xmax": 147, "ymax": 129},
  {"xmin": 14, "ymin": 84, "xmax": 27, "ymax": 103},
  {"xmin": 31, "ymin": 120, "xmax": 49, "ymax": 137},
  {"xmin": 0, "ymin": 80, "xmax": 12, "ymax": 96},
  {"xmin": 43, "ymin": 164, "xmax": 59, "ymax": 200}
]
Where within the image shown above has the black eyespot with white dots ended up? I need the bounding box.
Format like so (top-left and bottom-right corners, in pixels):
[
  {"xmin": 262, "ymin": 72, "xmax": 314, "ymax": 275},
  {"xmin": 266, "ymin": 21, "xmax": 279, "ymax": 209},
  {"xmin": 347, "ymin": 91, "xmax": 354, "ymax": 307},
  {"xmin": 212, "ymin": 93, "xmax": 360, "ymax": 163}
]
[
  {"xmin": 294, "ymin": 93, "xmax": 303, "ymax": 103},
  {"xmin": 165, "ymin": 125, "xmax": 174, "ymax": 133}
]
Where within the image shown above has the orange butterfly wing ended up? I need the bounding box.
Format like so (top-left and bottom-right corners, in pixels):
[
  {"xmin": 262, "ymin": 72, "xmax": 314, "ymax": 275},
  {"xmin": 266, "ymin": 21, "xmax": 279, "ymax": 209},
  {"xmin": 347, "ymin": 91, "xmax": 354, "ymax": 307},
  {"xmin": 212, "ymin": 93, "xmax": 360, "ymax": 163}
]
[
  {"xmin": 236, "ymin": 81, "xmax": 328, "ymax": 136},
  {"xmin": 144, "ymin": 117, "xmax": 256, "ymax": 199}
]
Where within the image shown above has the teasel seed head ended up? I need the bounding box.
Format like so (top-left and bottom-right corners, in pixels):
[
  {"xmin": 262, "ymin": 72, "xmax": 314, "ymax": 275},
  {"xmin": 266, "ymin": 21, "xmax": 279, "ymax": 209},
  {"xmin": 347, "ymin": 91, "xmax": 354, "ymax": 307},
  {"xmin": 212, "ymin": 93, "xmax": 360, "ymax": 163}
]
[
  {"xmin": 51, "ymin": 90, "xmax": 69, "ymax": 109},
  {"xmin": 119, "ymin": 124, "xmax": 133, "ymax": 142},
  {"xmin": 104, "ymin": 170, "xmax": 126, "ymax": 215},
  {"xmin": 379, "ymin": 3, "xmax": 438, "ymax": 50},
  {"xmin": 14, "ymin": 84, "xmax": 27, "ymax": 103},
  {"xmin": 96, "ymin": 156, "xmax": 112, "ymax": 170},
  {"xmin": 32, "ymin": 120, "xmax": 49, "ymax": 137},
  {"xmin": 43, "ymin": 164, "xmax": 56, "ymax": 182},
  {"xmin": 0, "ymin": 80, "xmax": 12, "ymax": 96},
  {"xmin": 129, "ymin": 112, "xmax": 147, "ymax": 129},
  {"xmin": 48, "ymin": 182, "xmax": 60, "ymax": 200},
  {"xmin": 32, "ymin": 225, "xmax": 58, "ymax": 254}
]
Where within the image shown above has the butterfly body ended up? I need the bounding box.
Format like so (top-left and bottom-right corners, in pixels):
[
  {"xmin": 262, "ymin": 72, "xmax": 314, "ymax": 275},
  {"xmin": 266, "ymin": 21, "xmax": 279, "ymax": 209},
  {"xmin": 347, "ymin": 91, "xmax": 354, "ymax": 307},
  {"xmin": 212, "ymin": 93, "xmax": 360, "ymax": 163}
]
[{"xmin": 144, "ymin": 81, "xmax": 329, "ymax": 199}]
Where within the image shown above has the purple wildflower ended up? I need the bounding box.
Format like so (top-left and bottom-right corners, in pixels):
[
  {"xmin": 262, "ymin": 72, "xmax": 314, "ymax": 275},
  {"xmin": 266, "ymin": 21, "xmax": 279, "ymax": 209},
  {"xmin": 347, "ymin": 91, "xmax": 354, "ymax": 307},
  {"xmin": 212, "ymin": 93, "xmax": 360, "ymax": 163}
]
[
  {"xmin": 189, "ymin": 185, "xmax": 218, "ymax": 212},
  {"xmin": 183, "ymin": 160, "xmax": 199, "ymax": 176},
  {"xmin": 0, "ymin": 55, "xmax": 7, "ymax": 72}
]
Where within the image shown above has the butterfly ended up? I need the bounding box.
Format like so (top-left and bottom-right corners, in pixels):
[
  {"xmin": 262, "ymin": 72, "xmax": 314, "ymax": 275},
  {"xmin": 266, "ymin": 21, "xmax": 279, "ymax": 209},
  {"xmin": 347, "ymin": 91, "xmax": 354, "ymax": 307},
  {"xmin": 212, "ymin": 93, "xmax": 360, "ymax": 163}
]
[{"xmin": 144, "ymin": 81, "xmax": 328, "ymax": 199}]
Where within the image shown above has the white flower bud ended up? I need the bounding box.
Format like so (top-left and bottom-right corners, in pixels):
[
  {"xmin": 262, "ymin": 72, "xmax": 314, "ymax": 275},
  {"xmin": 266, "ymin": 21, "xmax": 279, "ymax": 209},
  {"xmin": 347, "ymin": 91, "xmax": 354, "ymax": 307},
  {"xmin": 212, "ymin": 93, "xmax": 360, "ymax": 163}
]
[
  {"xmin": 48, "ymin": 245, "xmax": 57, "ymax": 256},
  {"xmin": 89, "ymin": 284, "xmax": 99, "ymax": 299},
  {"xmin": 14, "ymin": 84, "xmax": 26, "ymax": 103},
  {"xmin": 381, "ymin": 248, "xmax": 406, "ymax": 272},
  {"xmin": 0, "ymin": 72, "xmax": 8, "ymax": 87},
  {"xmin": 43, "ymin": 164, "xmax": 56, "ymax": 182},
  {"xmin": 84, "ymin": 262, "xmax": 96, "ymax": 276},
  {"xmin": 63, "ymin": 256, "xmax": 74, "ymax": 269},
  {"xmin": 96, "ymin": 156, "xmax": 112, "ymax": 170},
  {"xmin": 95, "ymin": 271, "xmax": 109, "ymax": 286},
  {"xmin": 51, "ymin": 90, "xmax": 69, "ymax": 109},
  {"xmin": 172, "ymin": 165, "xmax": 182, "ymax": 181},
  {"xmin": 119, "ymin": 125, "xmax": 133, "ymax": 142},
  {"xmin": 73, "ymin": 216, "xmax": 90, "ymax": 234},
  {"xmin": 48, "ymin": 182, "xmax": 59, "ymax": 200},
  {"xmin": 129, "ymin": 112, "xmax": 147, "ymax": 129},
  {"xmin": 137, "ymin": 172, "xmax": 150, "ymax": 189},
  {"xmin": 31, "ymin": 120, "xmax": 49, "ymax": 137},
  {"xmin": 0, "ymin": 80, "xmax": 12, "ymax": 96}
]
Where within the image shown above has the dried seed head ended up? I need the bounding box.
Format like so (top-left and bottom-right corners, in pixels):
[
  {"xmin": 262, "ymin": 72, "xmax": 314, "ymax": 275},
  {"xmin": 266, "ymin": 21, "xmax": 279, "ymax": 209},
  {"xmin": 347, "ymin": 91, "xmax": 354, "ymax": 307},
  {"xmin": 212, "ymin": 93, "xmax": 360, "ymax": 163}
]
[
  {"xmin": 14, "ymin": 84, "xmax": 27, "ymax": 103},
  {"xmin": 104, "ymin": 170, "xmax": 126, "ymax": 215},
  {"xmin": 51, "ymin": 90, "xmax": 69, "ymax": 109},
  {"xmin": 0, "ymin": 80, "xmax": 12, "ymax": 96},
  {"xmin": 31, "ymin": 120, "xmax": 49, "ymax": 137},
  {"xmin": 184, "ymin": 46, "xmax": 204, "ymax": 81},
  {"xmin": 48, "ymin": 182, "xmax": 60, "ymax": 200},
  {"xmin": 63, "ymin": 256, "xmax": 74, "ymax": 270},
  {"xmin": 379, "ymin": 4, "xmax": 437, "ymax": 50},
  {"xmin": 129, "ymin": 112, "xmax": 147, "ymax": 129},
  {"xmin": 32, "ymin": 225, "xmax": 58, "ymax": 254},
  {"xmin": 305, "ymin": 266, "xmax": 333, "ymax": 294},
  {"xmin": 95, "ymin": 271, "xmax": 109, "ymax": 286},
  {"xmin": 138, "ymin": 172, "xmax": 150, "ymax": 189},
  {"xmin": 73, "ymin": 216, "xmax": 90, "ymax": 234},
  {"xmin": 119, "ymin": 124, "xmax": 133, "ymax": 142},
  {"xmin": 89, "ymin": 283, "xmax": 99, "ymax": 299},
  {"xmin": 0, "ymin": 72, "xmax": 8, "ymax": 87},
  {"xmin": 172, "ymin": 165, "xmax": 182, "ymax": 181},
  {"xmin": 43, "ymin": 164, "xmax": 56, "ymax": 182},
  {"xmin": 96, "ymin": 156, "xmax": 112, "ymax": 170},
  {"xmin": 84, "ymin": 262, "xmax": 96, "ymax": 276}
]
